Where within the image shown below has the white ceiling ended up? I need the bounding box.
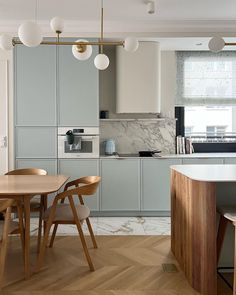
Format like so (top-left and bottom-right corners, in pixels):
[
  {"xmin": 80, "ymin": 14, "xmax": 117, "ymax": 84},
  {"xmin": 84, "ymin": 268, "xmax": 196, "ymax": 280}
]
[{"xmin": 0, "ymin": 0, "xmax": 236, "ymax": 21}]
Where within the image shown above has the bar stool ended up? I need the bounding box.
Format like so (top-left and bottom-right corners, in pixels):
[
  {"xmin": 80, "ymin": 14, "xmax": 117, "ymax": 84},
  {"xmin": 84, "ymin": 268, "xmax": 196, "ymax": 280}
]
[{"xmin": 217, "ymin": 205, "xmax": 236, "ymax": 294}]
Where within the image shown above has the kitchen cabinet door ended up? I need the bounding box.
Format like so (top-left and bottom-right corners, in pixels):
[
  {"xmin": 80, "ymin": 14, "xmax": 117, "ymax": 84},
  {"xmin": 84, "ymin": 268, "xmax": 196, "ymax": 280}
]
[
  {"xmin": 15, "ymin": 44, "xmax": 56, "ymax": 126},
  {"xmin": 58, "ymin": 39, "xmax": 99, "ymax": 127},
  {"xmin": 16, "ymin": 159, "xmax": 57, "ymax": 175},
  {"xmin": 142, "ymin": 159, "xmax": 182, "ymax": 211},
  {"xmin": 101, "ymin": 159, "xmax": 140, "ymax": 211},
  {"xmin": 182, "ymin": 158, "xmax": 224, "ymax": 165},
  {"xmin": 15, "ymin": 127, "xmax": 57, "ymax": 158},
  {"xmin": 58, "ymin": 159, "xmax": 100, "ymax": 211}
]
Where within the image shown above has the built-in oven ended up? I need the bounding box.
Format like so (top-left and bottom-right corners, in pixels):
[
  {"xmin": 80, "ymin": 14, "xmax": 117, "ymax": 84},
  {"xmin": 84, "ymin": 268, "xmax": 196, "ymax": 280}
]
[{"xmin": 58, "ymin": 127, "xmax": 99, "ymax": 158}]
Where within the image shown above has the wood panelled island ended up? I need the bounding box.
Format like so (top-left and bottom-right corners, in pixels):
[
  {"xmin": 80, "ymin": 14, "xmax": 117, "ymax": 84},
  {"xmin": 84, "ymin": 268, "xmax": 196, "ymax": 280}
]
[{"xmin": 171, "ymin": 164, "xmax": 236, "ymax": 295}]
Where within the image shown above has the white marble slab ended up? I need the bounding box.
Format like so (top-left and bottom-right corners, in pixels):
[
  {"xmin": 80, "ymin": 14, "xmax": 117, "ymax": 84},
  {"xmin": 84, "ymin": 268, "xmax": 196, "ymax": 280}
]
[{"xmin": 26, "ymin": 217, "xmax": 171, "ymax": 236}]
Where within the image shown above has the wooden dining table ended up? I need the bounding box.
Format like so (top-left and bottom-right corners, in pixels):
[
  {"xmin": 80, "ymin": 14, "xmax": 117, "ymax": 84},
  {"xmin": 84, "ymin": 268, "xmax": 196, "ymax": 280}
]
[{"xmin": 0, "ymin": 174, "xmax": 69, "ymax": 279}]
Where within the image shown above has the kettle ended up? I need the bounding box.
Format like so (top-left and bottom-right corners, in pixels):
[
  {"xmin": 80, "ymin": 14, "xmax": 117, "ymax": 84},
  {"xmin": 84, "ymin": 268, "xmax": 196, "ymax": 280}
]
[{"xmin": 104, "ymin": 139, "xmax": 116, "ymax": 155}]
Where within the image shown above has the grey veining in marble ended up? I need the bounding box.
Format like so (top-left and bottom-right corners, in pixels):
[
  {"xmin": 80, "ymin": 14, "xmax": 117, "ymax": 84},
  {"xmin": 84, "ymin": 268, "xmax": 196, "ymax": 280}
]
[
  {"xmin": 100, "ymin": 119, "xmax": 176, "ymax": 154},
  {"xmin": 26, "ymin": 217, "xmax": 171, "ymax": 236}
]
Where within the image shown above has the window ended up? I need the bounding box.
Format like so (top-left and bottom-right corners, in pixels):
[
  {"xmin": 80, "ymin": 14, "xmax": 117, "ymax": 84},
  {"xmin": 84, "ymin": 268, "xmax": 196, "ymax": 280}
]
[
  {"xmin": 176, "ymin": 51, "xmax": 236, "ymax": 106},
  {"xmin": 184, "ymin": 106, "xmax": 236, "ymax": 137}
]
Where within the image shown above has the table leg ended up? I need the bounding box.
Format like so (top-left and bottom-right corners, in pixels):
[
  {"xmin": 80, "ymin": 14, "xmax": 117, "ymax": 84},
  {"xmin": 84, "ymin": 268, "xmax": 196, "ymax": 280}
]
[{"xmin": 23, "ymin": 197, "xmax": 31, "ymax": 279}]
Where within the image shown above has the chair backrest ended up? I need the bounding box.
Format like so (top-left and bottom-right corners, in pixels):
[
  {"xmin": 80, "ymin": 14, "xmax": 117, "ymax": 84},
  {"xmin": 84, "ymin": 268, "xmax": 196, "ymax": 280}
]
[
  {"xmin": 0, "ymin": 199, "xmax": 15, "ymax": 213},
  {"xmin": 5, "ymin": 168, "xmax": 47, "ymax": 176},
  {"xmin": 59, "ymin": 176, "xmax": 101, "ymax": 200}
]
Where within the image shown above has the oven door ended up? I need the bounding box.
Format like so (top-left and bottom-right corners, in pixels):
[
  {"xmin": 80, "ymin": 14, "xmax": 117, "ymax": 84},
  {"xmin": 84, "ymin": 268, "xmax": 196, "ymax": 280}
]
[{"xmin": 58, "ymin": 135, "xmax": 99, "ymax": 158}]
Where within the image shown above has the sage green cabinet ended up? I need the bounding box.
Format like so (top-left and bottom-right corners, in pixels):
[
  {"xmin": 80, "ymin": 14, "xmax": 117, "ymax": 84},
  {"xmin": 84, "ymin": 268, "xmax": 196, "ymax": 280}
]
[
  {"xmin": 142, "ymin": 158, "xmax": 182, "ymax": 211},
  {"xmin": 101, "ymin": 159, "xmax": 140, "ymax": 211},
  {"xmin": 15, "ymin": 45, "xmax": 56, "ymax": 126},
  {"xmin": 15, "ymin": 127, "xmax": 57, "ymax": 158},
  {"xmin": 16, "ymin": 159, "xmax": 57, "ymax": 175},
  {"xmin": 58, "ymin": 39, "xmax": 99, "ymax": 126},
  {"xmin": 58, "ymin": 159, "xmax": 99, "ymax": 211},
  {"xmin": 182, "ymin": 158, "xmax": 224, "ymax": 165}
]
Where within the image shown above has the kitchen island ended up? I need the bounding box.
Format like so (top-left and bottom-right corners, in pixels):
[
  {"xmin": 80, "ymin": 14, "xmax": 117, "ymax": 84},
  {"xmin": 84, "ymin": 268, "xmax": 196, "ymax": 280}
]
[{"xmin": 171, "ymin": 164, "xmax": 236, "ymax": 295}]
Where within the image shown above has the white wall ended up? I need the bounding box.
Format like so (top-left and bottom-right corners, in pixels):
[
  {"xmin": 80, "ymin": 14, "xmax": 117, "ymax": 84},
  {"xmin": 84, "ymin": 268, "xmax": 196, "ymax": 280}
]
[{"xmin": 0, "ymin": 48, "xmax": 14, "ymax": 171}]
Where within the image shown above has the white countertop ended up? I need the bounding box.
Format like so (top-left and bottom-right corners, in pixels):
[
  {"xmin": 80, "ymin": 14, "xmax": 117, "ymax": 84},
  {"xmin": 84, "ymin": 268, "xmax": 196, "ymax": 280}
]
[
  {"xmin": 171, "ymin": 164, "xmax": 236, "ymax": 182},
  {"xmin": 100, "ymin": 153, "xmax": 236, "ymax": 159}
]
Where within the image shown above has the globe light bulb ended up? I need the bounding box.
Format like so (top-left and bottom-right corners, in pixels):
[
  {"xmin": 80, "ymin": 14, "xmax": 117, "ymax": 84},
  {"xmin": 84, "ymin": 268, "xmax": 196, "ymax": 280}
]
[
  {"xmin": 18, "ymin": 21, "xmax": 42, "ymax": 47},
  {"xmin": 72, "ymin": 39, "xmax": 93, "ymax": 61},
  {"xmin": 94, "ymin": 53, "xmax": 110, "ymax": 70},
  {"xmin": 0, "ymin": 34, "xmax": 13, "ymax": 50},
  {"xmin": 208, "ymin": 36, "xmax": 225, "ymax": 53},
  {"xmin": 124, "ymin": 37, "xmax": 139, "ymax": 52},
  {"xmin": 50, "ymin": 17, "xmax": 64, "ymax": 33}
]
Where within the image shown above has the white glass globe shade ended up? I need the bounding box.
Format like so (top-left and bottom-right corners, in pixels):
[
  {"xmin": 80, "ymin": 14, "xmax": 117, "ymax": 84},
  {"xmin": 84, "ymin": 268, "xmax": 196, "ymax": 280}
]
[
  {"xmin": 124, "ymin": 37, "xmax": 139, "ymax": 52},
  {"xmin": 50, "ymin": 17, "xmax": 64, "ymax": 33},
  {"xmin": 18, "ymin": 21, "xmax": 42, "ymax": 47},
  {"xmin": 94, "ymin": 54, "xmax": 110, "ymax": 70},
  {"xmin": 0, "ymin": 34, "xmax": 13, "ymax": 50},
  {"xmin": 208, "ymin": 37, "xmax": 225, "ymax": 53},
  {"xmin": 72, "ymin": 39, "xmax": 92, "ymax": 61}
]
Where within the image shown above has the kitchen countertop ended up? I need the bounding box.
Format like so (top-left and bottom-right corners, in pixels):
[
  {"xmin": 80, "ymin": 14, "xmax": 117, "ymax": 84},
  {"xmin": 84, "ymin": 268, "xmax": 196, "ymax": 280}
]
[{"xmin": 100, "ymin": 152, "xmax": 236, "ymax": 159}]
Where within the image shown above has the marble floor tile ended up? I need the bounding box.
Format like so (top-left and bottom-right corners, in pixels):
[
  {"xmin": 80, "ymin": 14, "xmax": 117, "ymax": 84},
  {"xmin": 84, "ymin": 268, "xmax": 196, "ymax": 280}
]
[
  {"xmin": 21, "ymin": 217, "xmax": 171, "ymax": 236},
  {"xmin": 96, "ymin": 217, "xmax": 145, "ymax": 235}
]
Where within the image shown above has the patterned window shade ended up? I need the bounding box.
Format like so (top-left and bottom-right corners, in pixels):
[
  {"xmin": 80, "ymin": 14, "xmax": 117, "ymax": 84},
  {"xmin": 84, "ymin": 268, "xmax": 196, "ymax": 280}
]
[{"xmin": 176, "ymin": 51, "xmax": 236, "ymax": 106}]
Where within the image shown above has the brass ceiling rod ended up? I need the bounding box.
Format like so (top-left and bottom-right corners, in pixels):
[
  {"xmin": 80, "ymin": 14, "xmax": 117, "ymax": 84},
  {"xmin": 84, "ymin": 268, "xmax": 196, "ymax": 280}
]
[{"xmin": 12, "ymin": 40, "xmax": 124, "ymax": 47}]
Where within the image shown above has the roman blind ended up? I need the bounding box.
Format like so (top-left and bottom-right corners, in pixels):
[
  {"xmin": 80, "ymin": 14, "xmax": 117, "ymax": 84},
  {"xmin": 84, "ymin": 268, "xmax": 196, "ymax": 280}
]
[{"xmin": 176, "ymin": 51, "xmax": 236, "ymax": 106}]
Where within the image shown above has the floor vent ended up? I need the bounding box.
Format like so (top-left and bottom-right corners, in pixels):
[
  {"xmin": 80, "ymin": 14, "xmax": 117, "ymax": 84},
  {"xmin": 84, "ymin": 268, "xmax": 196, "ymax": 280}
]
[{"xmin": 162, "ymin": 263, "xmax": 178, "ymax": 273}]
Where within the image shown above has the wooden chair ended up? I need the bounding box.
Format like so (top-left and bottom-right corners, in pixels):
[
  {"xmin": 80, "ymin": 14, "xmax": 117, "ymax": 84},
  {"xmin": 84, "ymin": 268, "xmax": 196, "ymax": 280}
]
[
  {"xmin": 0, "ymin": 199, "xmax": 24, "ymax": 288},
  {"xmin": 36, "ymin": 176, "xmax": 101, "ymax": 272},
  {"xmin": 5, "ymin": 168, "xmax": 47, "ymax": 252},
  {"xmin": 217, "ymin": 206, "xmax": 236, "ymax": 294}
]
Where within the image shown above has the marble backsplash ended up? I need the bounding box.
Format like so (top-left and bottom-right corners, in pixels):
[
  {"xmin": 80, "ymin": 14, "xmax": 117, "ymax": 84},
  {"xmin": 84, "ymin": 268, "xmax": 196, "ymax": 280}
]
[{"xmin": 100, "ymin": 119, "xmax": 176, "ymax": 154}]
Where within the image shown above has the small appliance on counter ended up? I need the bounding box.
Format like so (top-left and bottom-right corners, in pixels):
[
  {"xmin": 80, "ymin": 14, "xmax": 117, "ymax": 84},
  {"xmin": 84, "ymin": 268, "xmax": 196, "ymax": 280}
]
[{"xmin": 104, "ymin": 139, "xmax": 116, "ymax": 155}]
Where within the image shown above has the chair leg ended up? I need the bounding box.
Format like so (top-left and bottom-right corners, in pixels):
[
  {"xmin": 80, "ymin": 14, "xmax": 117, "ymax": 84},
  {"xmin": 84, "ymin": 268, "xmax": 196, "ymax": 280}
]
[
  {"xmin": 16, "ymin": 200, "xmax": 25, "ymax": 261},
  {"xmin": 35, "ymin": 205, "xmax": 56, "ymax": 273},
  {"xmin": 49, "ymin": 223, "xmax": 58, "ymax": 248},
  {"xmin": 68, "ymin": 196, "xmax": 94, "ymax": 271},
  {"xmin": 217, "ymin": 215, "xmax": 228, "ymax": 264},
  {"xmin": 0, "ymin": 207, "xmax": 11, "ymax": 288},
  {"xmin": 37, "ymin": 197, "xmax": 44, "ymax": 253},
  {"xmin": 86, "ymin": 218, "xmax": 98, "ymax": 249}
]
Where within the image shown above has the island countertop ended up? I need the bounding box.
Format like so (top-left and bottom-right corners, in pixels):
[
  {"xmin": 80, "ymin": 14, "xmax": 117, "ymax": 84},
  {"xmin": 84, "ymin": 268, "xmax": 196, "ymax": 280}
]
[{"xmin": 171, "ymin": 164, "xmax": 236, "ymax": 182}]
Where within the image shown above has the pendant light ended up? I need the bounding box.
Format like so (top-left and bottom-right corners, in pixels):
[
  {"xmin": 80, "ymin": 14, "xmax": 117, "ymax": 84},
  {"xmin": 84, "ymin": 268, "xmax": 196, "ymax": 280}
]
[
  {"xmin": 18, "ymin": 0, "xmax": 42, "ymax": 47},
  {"xmin": 0, "ymin": 0, "xmax": 139, "ymax": 70}
]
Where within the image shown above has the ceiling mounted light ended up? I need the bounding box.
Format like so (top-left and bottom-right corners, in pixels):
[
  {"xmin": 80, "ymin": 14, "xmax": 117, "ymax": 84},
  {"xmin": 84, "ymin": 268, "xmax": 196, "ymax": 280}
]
[
  {"xmin": 146, "ymin": 1, "xmax": 155, "ymax": 14},
  {"xmin": 1, "ymin": 0, "xmax": 139, "ymax": 70}
]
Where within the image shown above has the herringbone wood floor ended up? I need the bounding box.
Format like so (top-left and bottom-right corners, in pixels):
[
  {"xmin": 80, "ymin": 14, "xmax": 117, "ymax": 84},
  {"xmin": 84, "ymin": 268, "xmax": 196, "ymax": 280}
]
[{"xmin": 1, "ymin": 236, "xmax": 232, "ymax": 294}]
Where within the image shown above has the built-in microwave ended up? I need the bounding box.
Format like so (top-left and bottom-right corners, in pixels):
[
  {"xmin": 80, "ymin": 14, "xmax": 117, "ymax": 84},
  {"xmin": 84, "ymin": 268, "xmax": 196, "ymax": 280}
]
[{"xmin": 58, "ymin": 127, "xmax": 99, "ymax": 158}]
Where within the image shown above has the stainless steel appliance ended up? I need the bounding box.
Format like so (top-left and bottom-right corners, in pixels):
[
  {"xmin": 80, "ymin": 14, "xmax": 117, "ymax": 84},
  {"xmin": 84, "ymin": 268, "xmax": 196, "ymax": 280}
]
[{"xmin": 58, "ymin": 127, "xmax": 99, "ymax": 158}]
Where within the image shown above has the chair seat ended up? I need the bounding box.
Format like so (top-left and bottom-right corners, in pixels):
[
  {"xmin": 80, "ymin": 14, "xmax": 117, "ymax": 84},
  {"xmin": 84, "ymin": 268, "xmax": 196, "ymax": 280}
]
[
  {"xmin": 43, "ymin": 203, "xmax": 90, "ymax": 222},
  {"xmin": 217, "ymin": 205, "xmax": 236, "ymax": 222},
  {"xmin": 0, "ymin": 220, "xmax": 19, "ymax": 236}
]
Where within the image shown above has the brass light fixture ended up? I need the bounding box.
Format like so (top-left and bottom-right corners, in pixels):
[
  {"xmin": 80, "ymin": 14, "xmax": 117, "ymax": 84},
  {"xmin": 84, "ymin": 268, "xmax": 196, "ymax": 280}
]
[
  {"xmin": 0, "ymin": 0, "xmax": 139, "ymax": 70},
  {"xmin": 208, "ymin": 36, "xmax": 236, "ymax": 53}
]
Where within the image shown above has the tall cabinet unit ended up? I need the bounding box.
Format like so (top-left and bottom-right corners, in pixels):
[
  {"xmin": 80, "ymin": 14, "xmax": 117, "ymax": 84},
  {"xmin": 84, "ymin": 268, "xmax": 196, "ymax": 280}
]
[
  {"xmin": 14, "ymin": 44, "xmax": 58, "ymax": 174},
  {"xmin": 14, "ymin": 39, "xmax": 99, "ymax": 183}
]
